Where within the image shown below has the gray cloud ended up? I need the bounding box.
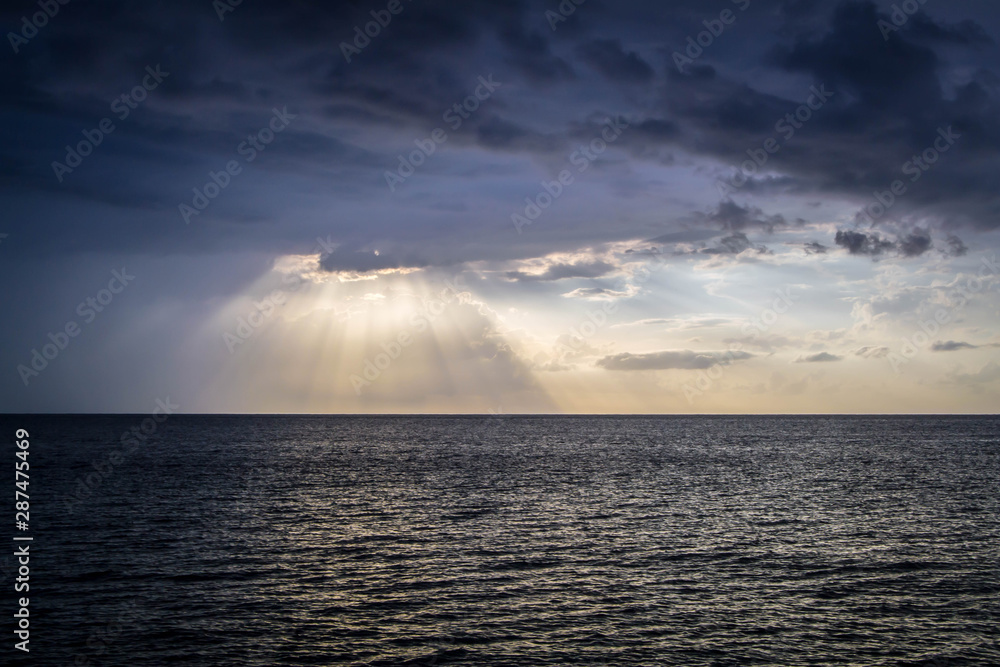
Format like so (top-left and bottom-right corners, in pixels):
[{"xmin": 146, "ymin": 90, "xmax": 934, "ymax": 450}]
[
  {"xmin": 931, "ymin": 340, "xmax": 978, "ymax": 352},
  {"xmin": 899, "ymin": 229, "xmax": 933, "ymax": 257},
  {"xmin": 906, "ymin": 12, "xmax": 995, "ymax": 46},
  {"xmin": 834, "ymin": 228, "xmax": 955, "ymax": 259},
  {"xmin": 795, "ymin": 352, "xmax": 842, "ymax": 363},
  {"xmin": 576, "ymin": 39, "xmax": 655, "ymax": 83},
  {"xmin": 698, "ymin": 201, "xmax": 789, "ymax": 234},
  {"xmin": 945, "ymin": 235, "xmax": 970, "ymax": 257},
  {"xmin": 319, "ymin": 248, "xmax": 429, "ymax": 273},
  {"xmin": 505, "ymin": 260, "xmax": 616, "ymax": 282},
  {"xmin": 834, "ymin": 230, "xmax": 897, "ymax": 257},
  {"xmin": 498, "ymin": 22, "xmax": 576, "ymax": 84},
  {"xmin": 724, "ymin": 335, "xmax": 794, "ymax": 353},
  {"xmin": 700, "ymin": 232, "xmax": 770, "ymax": 255},
  {"xmin": 597, "ymin": 350, "xmax": 753, "ymax": 371},
  {"xmin": 949, "ymin": 361, "xmax": 1000, "ymax": 385},
  {"xmin": 562, "ymin": 286, "xmax": 633, "ymax": 300}
]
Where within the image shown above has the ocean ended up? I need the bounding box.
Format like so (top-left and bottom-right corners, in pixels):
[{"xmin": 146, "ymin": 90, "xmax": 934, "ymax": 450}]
[{"xmin": 5, "ymin": 415, "xmax": 999, "ymax": 666}]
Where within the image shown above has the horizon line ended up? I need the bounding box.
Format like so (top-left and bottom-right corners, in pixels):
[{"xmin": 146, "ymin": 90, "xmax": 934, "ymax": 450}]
[{"xmin": 2, "ymin": 412, "xmax": 998, "ymax": 417}]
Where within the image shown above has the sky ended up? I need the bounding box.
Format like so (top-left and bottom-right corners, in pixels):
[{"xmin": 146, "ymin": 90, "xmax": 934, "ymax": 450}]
[{"xmin": 1, "ymin": 0, "xmax": 999, "ymax": 414}]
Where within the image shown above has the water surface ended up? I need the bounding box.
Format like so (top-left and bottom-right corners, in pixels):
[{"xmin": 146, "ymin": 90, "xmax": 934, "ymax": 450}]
[{"xmin": 7, "ymin": 415, "xmax": 999, "ymax": 665}]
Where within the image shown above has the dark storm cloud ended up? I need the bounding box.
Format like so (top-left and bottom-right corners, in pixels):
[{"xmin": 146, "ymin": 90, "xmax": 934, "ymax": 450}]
[
  {"xmin": 498, "ymin": 22, "xmax": 576, "ymax": 84},
  {"xmin": 476, "ymin": 117, "xmax": 562, "ymax": 153},
  {"xmin": 2, "ymin": 0, "xmax": 999, "ymax": 267},
  {"xmin": 771, "ymin": 2, "xmax": 942, "ymax": 114},
  {"xmin": 905, "ymin": 13, "xmax": 995, "ymax": 46},
  {"xmin": 834, "ymin": 230, "xmax": 896, "ymax": 256},
  {"xmin": 643, "ymin": 1, "xmax": 1000, "ymax": 231},
  {"xmin": 576, "ymin": 38, "xmax": 654, "ymax": 82},
  {"xmin": 629, "ymin": 118, "xmax": 682, "ymax": 142},
  {"xmin": 766, "ymin": 2, "xmax": 1000, "ymax": 227},
  {"xmin": 833, "ymin": 228, "xmax": 937, "ymax": 258},
  {"xmin": 318, "ymin": 247, "xmax": 430, "ymax": 273},
  {"xmin": 898, "ymin": 229, "xmax": 933, "ymax": 257}
]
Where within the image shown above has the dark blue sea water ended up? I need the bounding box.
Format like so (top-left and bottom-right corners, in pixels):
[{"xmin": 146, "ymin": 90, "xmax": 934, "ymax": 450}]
[{"xmin": 4, "ymin": 415, "xmax": 999, "ymax": 666}]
